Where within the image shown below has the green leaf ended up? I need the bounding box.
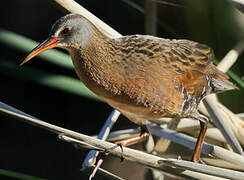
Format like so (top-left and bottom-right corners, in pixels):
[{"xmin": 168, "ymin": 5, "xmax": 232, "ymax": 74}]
[
  {"xmin": 120, "ymin": 0, "xmax": 144, "ymax": 13},
  {"xmin": 213, "ymin": 59, "xmax": 244, "ymax": 89},
  {"xmin": 0, "ymin": 60, "xmax": 102, "ymax": 102},
  {"xmin": 227, "ymin": 70, "xmax": 244, "ymax": 88},
  {"xmin": 153, "ymin": 0, "xmax": 185, "ymax": 8},
  {"xmin": 0, "ymin": 29, "xmax": 73, "ymax": 69},
  {"xmin": 0, "ymin": 169, "xmax": 46, "ymax": 180}
]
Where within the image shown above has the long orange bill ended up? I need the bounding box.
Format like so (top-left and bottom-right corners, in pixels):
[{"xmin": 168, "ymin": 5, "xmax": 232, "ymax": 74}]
[{"xmin": 20, "ymin": 37, "xmax": 59, "ymax": 66}]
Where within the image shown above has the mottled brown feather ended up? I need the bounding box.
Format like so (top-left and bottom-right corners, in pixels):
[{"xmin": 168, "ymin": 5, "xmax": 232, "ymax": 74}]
[{"xmin": 70, "ymin": 31, "xmax": 235, "ymax": 123}]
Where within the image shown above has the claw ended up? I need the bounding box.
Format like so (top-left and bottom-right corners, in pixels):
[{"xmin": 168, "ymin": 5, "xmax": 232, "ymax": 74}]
[
  {"xmin": 117, "ymin": 143, "xmax": 125, "ymax": 162},
  {"xmin": 118, "ymin": 143, "xmax": 124, "ymax": 152},
  {"xmin": 193, "ymin": 158, "xmax": 206, "ymax": 165},
  {"xmin": 120, "ymin": 156, "xmax": 125, "ymax": 163}
]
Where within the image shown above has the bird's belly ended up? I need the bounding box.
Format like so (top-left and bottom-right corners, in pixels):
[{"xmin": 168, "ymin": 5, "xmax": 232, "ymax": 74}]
[{"xmin": 103, "ymin": 94, "xmax": 176, "ymax": 125}]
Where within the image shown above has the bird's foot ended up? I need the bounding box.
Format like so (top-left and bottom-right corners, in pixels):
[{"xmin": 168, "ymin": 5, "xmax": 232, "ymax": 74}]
[
  {"xmin": 192, "ymin": 158, "xmax": 206, "ymax": 165},
  {"xmin": 116, "ymin": 143, "xmax": 125, "ymax": 162}
]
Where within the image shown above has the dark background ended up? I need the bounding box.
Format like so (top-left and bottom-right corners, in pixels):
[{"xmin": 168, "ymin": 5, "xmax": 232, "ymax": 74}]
[{"xmin": 0, "ymin": 0, "xmax": 243, "ymax": 180}]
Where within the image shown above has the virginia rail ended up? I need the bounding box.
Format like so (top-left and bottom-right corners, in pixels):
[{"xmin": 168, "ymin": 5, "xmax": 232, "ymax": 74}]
[{"xmin": 21, "ymin": 14, "xmax": 237, "ymax": 163}]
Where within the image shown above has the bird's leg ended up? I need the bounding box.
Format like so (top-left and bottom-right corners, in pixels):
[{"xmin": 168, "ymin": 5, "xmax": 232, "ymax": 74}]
[
  {"xmin": 111, "ymin": 124, "xmax": 149, "ymax": 162},
  {"xmin": 98, "ymin": 125, "xmax": 149, "ymax": 162},
  {"xmin": 113, "ymin": 124, "xmax": 149, "ymax": 147},
  {"xmin": 191, "ymin": 114, "xmax": 209, "ymax": 163}
]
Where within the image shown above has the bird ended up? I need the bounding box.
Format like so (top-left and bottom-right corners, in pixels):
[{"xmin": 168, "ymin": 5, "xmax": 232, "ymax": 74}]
[{"xmin": 21, "ymin": 13, "xmax": 237, "ymax": 164}]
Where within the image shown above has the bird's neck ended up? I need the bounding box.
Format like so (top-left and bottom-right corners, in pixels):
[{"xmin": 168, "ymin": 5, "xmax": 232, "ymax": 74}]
[
  {"xmin": 69, "ymin": 30, "xmax": 123, "ymax": 97},
  {"xmin": 81, "ymin": 30, "xmax": 114, "ymax": 69}
]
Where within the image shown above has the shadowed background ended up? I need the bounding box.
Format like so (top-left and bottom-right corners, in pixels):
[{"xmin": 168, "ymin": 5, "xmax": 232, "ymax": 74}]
[{"xmin": 0, "ymin": 0, "xmax": 243, "ymax": 179}]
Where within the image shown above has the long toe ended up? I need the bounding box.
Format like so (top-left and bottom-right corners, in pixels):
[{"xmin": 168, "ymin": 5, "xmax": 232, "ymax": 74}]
[{"xmin": 192, "ymin": 158, "xmax": 206, "ymax": 165}]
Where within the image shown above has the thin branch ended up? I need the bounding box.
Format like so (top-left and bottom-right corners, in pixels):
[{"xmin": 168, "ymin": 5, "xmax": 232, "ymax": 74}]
[
  {"xmin": 198, "ymin": 101, "xmax": 244, "ymax": 146},
  {"xmin": 160, "ymin": 159, "xmax": 244, "ymax": 180},
  {"xmin": 82, "ymin": 110, "xmax": 120, "ymax": 168},
  {"xmin": 216, "ymin": 102, "xmax": 244, "ymax": 145},
  {"xmin": 227, "ymin": 0, "xmax": 244, "ymax": 13},
  {"xmin": 153, "ymin": 117, "xmax": 180, "ymax": 154},
  {"xmin": 217, "ymin": 41, "xmax": 244, "ymax": 72},
  {"xmin": 1, "ymin": 102, "xmax": 244, "ymax": 180},
  {"xmin": 102, "ymin": 123, "xmax": 239, "ymax": 149},
  {"xmin": 203, "ymin": 96, "xmax": 243, "ymax": 154},
  {"xmin": 147, "ymin": 123, "xmax": 244, "ymax": 166}
]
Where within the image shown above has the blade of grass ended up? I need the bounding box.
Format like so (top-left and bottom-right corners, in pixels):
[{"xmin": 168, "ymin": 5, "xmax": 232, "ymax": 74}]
[
  {"xmin": 227, "ymin": 70, "xmax": 244, "ymax": 88},
  {"xmin": 120, "ymin": 0, "xmax": 144, "ymax": 13},
  {"xmin": 153, "ymin": 0, "xmax": 185, "ymax": 8},
  {"xmin": 0, "ymin": 169, "xmax": 46, "ymax": 180},
  {"xmin": 0, "ymin": 29, "xmax": 73, "ymax": 69},
  {"xmin": 0, "ymin": 60, "xmax": 101, "ymax": 101},
  {"xmin": 213, "ymin": 59, "xmax": 244, "ymax": 88}
]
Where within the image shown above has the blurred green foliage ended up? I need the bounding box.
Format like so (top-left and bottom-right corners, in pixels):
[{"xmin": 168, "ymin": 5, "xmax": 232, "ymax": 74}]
[{"xmin": 0, "ymin": 169, "xmax": 46, "ymax": 180}]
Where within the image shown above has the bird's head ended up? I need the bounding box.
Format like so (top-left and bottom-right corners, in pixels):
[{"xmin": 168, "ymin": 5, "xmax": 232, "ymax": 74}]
[{"xmin": 20, "ymin": 13, "xmax": 93, "ymax": 66}]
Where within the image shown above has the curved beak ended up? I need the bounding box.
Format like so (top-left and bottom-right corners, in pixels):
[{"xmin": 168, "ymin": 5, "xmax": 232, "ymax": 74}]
[{"xmin": 20, "ymin": 37, "xmax": 59, "ymax": 66}]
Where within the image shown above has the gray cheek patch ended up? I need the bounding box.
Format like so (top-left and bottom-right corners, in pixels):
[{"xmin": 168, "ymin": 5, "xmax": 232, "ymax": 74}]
[
  {"xmin": 59, "ymin": 19, "xmax": 92, "ymax": 48},
  {"xmin": 72, "ymin": 20, "xmax": 92, "ymax": 47},
  {"xmin": 50, "ymin": 14, "xmax": 93, "ymax": 48}
]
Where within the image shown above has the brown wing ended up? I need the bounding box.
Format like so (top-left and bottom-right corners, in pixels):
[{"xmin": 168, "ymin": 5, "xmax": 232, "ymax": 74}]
[
  {"xmin": 112, "ymin": 35, "xmax": 234, "ymax": 115},
  {"xmin": 165, "ymin": 39, "xmax": 236, "ymax": 93},
  {"xmin": 121, "ymin": 61, "xmax": 184, "ymax": 115},
  {"xmin": 111, "ymin": 36, "xmax": 192, "ymax": 115},
  {"xmin": 162, "ymin": 39, "xmax": 214, "ymax": 95}
]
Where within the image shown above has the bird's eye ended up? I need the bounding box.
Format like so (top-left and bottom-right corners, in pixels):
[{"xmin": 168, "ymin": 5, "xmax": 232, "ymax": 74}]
[{"xmin": 61, "ymin": 27, "xmax": 71, "ymax": 35}]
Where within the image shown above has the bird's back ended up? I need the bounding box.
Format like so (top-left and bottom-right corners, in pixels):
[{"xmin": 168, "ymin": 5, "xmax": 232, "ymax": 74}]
[{"xmin": 108, "ymin": 35, "xmax": 237, "ymax": 116}]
